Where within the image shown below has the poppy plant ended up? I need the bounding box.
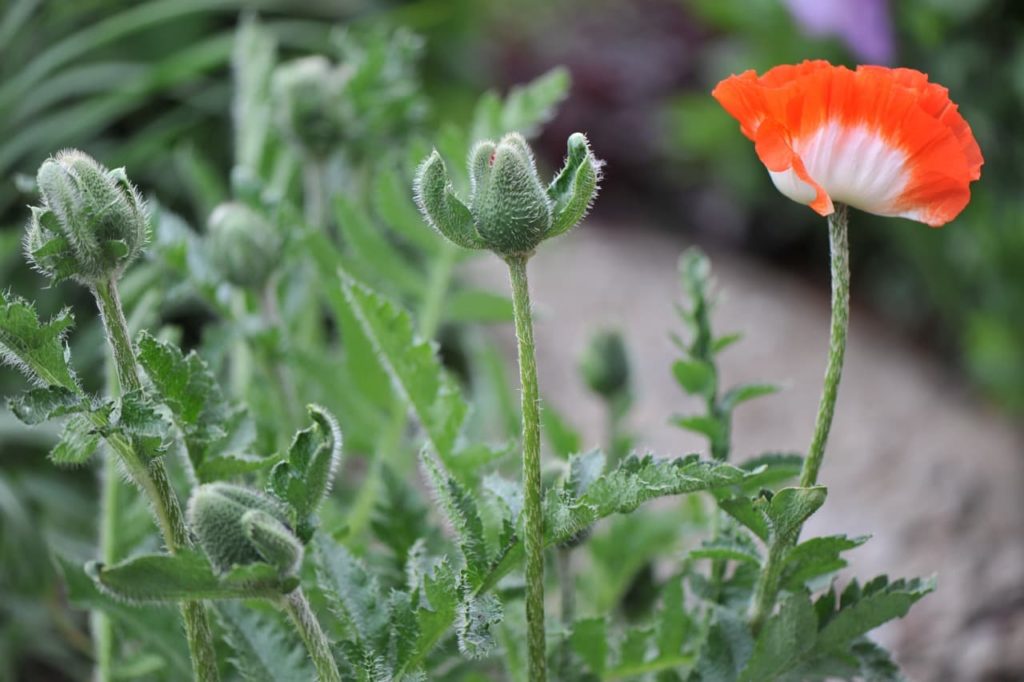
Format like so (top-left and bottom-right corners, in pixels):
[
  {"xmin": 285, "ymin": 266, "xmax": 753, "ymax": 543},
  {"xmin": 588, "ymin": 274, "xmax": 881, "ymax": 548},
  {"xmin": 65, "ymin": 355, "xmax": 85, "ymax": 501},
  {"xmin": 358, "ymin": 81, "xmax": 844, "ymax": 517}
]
[
  {"xmin": 713, "ymin": 60, "xmax": 983, "ymax": 227},
  {"xmin": 714, "ymin": 61, "xmax": 982, "ymax": 633}
]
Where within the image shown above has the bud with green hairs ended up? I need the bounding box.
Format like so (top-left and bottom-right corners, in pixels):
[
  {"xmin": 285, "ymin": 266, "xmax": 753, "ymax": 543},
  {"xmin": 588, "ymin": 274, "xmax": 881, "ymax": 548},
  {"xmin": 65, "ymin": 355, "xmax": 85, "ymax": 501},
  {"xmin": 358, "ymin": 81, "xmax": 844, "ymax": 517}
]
[
  {"xmin": 413, "ymin": 131, "xmax": 602, "ymax": 682},
  {"xmin": 206, "ymin": 201, "xmax": 283, "ymax": 289}
]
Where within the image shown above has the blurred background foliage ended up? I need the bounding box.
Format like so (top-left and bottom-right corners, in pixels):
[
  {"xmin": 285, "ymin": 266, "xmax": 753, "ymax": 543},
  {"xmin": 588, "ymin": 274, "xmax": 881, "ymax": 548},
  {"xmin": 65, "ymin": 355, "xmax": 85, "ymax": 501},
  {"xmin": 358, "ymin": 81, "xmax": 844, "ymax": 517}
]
[
  {"xmin": 0, "ymin": 0, "xmax": 1021, "ymax": 678},
  {"xmin": 3, "ymin": 0, "xmax": 1021, "ymax": 411}
]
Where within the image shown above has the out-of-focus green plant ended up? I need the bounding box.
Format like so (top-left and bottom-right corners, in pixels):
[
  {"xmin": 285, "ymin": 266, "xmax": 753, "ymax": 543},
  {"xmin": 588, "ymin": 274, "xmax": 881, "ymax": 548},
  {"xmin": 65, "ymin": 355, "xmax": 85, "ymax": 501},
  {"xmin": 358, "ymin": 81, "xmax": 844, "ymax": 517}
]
[{"xmin": 1, "ymin": 9, "xmax": 942, "ymax": 682}]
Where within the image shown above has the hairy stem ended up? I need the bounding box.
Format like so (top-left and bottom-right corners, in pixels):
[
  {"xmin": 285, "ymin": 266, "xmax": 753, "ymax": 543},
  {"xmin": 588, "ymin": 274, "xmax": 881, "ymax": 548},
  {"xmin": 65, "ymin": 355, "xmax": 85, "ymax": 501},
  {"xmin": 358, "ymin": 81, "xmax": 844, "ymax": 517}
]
[
  {"xmin": 747, "ymin": 205, "xmax": 850, "ymax": 633},
  {"xmin": 91, "ymin": 277, "xmax": 221, "ymax": 682},
  {"xmin": 281, "ymin": 589, "xmax": 341, "ymax": 682},
  {"xmin": 506, "ymin": 254, "xmax": 547, "ymax": 682},
  {"xmin": 800, "ymin": 204, "xmax": 850, "ymax": 488}
]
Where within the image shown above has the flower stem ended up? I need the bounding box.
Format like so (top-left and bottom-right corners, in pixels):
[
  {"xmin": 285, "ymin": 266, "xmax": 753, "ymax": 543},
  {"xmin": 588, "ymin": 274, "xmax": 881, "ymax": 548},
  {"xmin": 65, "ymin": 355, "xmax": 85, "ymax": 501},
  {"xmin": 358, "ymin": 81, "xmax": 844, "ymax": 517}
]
[
  {"xmin": 91, "ymin": 277, "xmax": 221, "ymax": 682},
  {"xmin": 281, "ymin": 589, "xmax": 341, "ymax": 682},
  {"xmin": 506, "ymin": 254, "xmax": 547, "ymax": 682},
  {"xmin": 747, "ymin": 204, "xmax": 850, "ymax": 633},
  {"xmin": 800, "ymin": 203, "xmax": 849, "ymax": 488}
]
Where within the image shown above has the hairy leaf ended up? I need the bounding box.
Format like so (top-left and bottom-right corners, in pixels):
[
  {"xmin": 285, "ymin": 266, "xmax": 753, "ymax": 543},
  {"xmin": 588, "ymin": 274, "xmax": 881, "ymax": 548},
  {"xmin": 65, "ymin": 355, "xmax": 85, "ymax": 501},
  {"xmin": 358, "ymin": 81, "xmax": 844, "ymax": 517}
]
[
  {"xmin": 421, "ymin": 453, "xmax": 490, "ymax": 589},
  {"xmin": 340, "ymin": 273, "xmax": 467, "ymax": 465},
  {"xmin": 8, "ymin": 385, "xmax": 85, "ymax": 425},
  {"xmin": 739, "ymin": 590, "xmax": 817, "ymax": 682},
  {"xmin": 313, "ymin": 537, "xmax": 389, "ymax": 647},
  {"xmin": 0, "ymin": 293, "xmax": 78, "ymax": 390},
  {"xmin": 217, "ymin": 602, "xmax": 313, "ymax": 682},
  {"xmin": 86, "ymin": 550, "xmax": 288, "ymax": 602}
]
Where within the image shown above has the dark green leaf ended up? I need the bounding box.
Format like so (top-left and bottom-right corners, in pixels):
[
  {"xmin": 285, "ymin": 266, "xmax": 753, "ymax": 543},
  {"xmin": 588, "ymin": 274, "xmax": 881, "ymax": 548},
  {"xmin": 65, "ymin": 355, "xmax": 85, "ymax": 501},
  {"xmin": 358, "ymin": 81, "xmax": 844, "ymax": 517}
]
[
  {"xmin": 0, "ymin": 293, "xmax": 78, "ymax": 390},
  {"xmin": 570, "ymin": 617, "xmax": 607, "ymax": 675},
  {"xmin": 783, "ymin": 535, "xmax": 869, "ymax": 589},
  {"xmin": 815, "ymin": 576, "xmax": 935, "ymax": 652},
  {"xmin": 672, "ymin": 359, "xmax": 715, "ymax": 397},
  {"xmin": 217, "ymin": 602, "xmax": 313, "ymax": 682},
  {"xmin": 421, "ymin": 453, "xmax": 489, "ymax": 589},
  {"xmin": 86, "ymin": 550, "xmax": 287, "ymax": 602},
  {"xmin": 721, "ymin": 383, "xmax": 780, "ymax": 410},
  {"xmin": 738, "ymin": 590, "xmax": 817, "ymax": 682}
]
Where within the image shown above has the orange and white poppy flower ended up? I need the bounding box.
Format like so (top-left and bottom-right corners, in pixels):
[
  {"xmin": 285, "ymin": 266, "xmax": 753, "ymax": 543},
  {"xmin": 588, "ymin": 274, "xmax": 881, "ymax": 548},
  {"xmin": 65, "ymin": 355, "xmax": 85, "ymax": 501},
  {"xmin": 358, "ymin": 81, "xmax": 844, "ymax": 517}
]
[{"xmin": 713, "ymin": 60, "xmax": 983, "ymax": 227}]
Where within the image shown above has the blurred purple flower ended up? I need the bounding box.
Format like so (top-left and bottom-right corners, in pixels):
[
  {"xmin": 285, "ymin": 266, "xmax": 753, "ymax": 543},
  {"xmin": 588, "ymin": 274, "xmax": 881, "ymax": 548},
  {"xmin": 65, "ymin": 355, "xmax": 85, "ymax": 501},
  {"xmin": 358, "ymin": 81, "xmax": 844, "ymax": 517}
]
[{"xmin": 783, "ymin": 0, "xmax": 895, "ymax": 63}]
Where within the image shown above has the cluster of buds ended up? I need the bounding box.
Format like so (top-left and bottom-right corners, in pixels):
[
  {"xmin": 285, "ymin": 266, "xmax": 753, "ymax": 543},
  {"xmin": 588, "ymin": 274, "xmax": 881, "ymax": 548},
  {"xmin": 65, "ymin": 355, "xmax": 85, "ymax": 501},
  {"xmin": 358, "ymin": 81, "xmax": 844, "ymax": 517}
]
[
  {"xmin": 205, "ymin": 201, "xmax": 283, "ymax": 289},
  {"xmin": 187, "ymin": 483, "xmax": 303, "ymax": 578},
  {"xmin": 414, "ymin": 132, "xmax": 602, "ymax": 259},
  {"xmin": 272, "ymin": 56, "xmax": 349, "ymax": 159},
  {"xmin": 24, "ymin": 150, "xmax": 149, "ymax": 285}
]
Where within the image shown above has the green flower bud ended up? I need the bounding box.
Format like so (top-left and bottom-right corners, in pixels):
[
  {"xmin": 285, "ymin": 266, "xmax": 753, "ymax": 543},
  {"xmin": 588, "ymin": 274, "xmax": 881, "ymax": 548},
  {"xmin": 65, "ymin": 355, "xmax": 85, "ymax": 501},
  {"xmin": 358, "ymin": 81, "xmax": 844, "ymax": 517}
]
[
  {"xmin": 413, "ymin": 132, "xmax": 603, "ymax": 259},
  {"xmin": 206, "ymin": 202, "xmax": 282, "ymax": 289},
  {"xmin": 25, "ymin": 150, "xmax": 148, "ymax": 284},
  {"xmin": 272, "ymin": 56, "xmax": 347, "ymax": 159},
  {"xmin": 469, "ymin": 133, "xmax": 551, "ymax": 256},
  {"xmin": 580, "ymin": 329, "xmax": 630, "ymax": 399},
  {"xmin": 187, "ymin": 483, "xmax": 301, "ymax": 576}
]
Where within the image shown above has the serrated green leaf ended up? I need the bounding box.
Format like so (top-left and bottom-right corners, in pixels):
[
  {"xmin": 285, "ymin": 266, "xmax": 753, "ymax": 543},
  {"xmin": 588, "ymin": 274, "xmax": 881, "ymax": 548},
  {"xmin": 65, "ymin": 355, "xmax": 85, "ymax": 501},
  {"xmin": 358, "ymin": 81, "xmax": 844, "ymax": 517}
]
[
  {"xmin": 815, "ymin": 576, "xmax": 935, "ymax": 652},
  {"xmin": 8, "ymin": 385, "xmax": 85, "ymax": 425},
  {"xmin": 313, "ymin": 536, "xmax": 388, "ymax": 646},
  {"xmin": 398, "ymin": 559, "xmax": 459, "ymax": 677},
  {"xmin": 136, "ymin": 331, "xmax": 228, "ymax": 463},
  {"xmin": 340, "ymin": 273, "xmax": 467, "ymax": 464},
  {"xmin": 87, "ymin": 550, "xmax": 287, "ymax": 602},
  {"xmin": 268, "ymin": 405, "xmax": 342, "ymax": 541},
  {"xmin": 482, "ymin": 455, "xmax": 749, "ymax": 593},
  {"xmin": 738, "ymin": 590, "xmax": 817, "ymax": 682},
  {"xmin": 421, "ymin": 452, "xmax": 490, "ymax": 589},
  {"xmin": 49, "ymin": 414, "xmax": 101, "ymax": 466},
  {"xmin": 455, "ymin": 592, "xmax": 502, "ymax": 660},
  {"xmin": 0, "ymin": 293, "xmax": 78, "ymax": 390},
  {"xmin": 217, "ymin": 601, "xmax": 313, "ymax": 682},
  {"xmin": 783, "ymin": 535, "xmax": 869, "ymax": 589},
  {"xmin": 672, "ymin": 359, "xmax": 716, "ymax": 397},
  {"xmin": 694, "ymin": 609, "xmax": 753, "ymax": 682},
  {"xmin": 570, "ymin": 617, "xmax": 607, "ymax": 675}
]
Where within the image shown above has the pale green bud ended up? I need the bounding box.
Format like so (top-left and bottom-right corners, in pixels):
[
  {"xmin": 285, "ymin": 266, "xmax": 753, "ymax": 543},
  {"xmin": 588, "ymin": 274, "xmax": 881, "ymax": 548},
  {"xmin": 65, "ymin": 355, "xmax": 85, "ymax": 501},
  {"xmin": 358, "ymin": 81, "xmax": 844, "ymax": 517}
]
[
  {"xmin": 25, "ymin": 150, "xmax": 148, "ymax": 284},
  {"xmin": 580, "ymin": 329, "xmax": 630, "ymax": 399},
  {"xmin": 206, "ymin": 202, "xmax": 282, "ymax": 289},
  {"xmin": 272, "ymin": 56, "xmax": 347, "ymax": 159},
  {"xmin": 187, "ymin": 483, "xmax": 301, "ymax": 576},
  {"xmin": 413, "ymin": 132, "xmax": 602, "ymax": 259}
]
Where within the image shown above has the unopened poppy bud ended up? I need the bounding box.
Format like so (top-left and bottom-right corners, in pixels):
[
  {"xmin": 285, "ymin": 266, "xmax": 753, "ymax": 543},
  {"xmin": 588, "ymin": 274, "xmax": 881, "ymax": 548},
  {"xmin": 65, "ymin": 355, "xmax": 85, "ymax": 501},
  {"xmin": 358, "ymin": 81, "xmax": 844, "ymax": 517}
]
[
  {"xmin": 272, "ymin": 56, "xmax": 347, "ymax": 159},
  {"xmin": 187, "ymin": 483, "xmax": 301, "ymax": 576},
  {"xmin": 206, "ymin": 202, "xmax": 282, "ymax": 289},
  {"xmin": 25, "ymin": 150, "xmax": 148, "ymax": 284},
  {"xmin": 413, "ymin": 132, "xmax": 603, "ymax": 259},
  {"xmin": 469, "ymin": 133, "xmax": 552, "ymax": 256},
  {"xmin": 580, "ymin": 329, "xmax": 630, "ymax": 399}
]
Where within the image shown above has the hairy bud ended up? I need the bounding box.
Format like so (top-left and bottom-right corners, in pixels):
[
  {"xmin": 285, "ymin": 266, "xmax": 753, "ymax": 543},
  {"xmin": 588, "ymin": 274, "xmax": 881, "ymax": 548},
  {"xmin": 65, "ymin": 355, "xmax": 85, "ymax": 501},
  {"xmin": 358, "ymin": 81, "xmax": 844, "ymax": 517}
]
[
  {"xmin": 187, "ymin": 483, "xmax": 302, "ymax": 576},
  {"xmin": 272, "ymin": 56, "xmax": 348, "ymax": 159},
  {"xmin": 413, "ymin": 132, "xmax": 602, "ymax": 258},
  {"xmin": 580, "ymin": 329, "xmax": 630, "ymax": 399},
  {"xmin": 206, "ymin": 202, "xmax": 282, "ymax": 289},
  {"xmin": 25, "ymin": 150, "xmax": 148, "ymax": 284}
]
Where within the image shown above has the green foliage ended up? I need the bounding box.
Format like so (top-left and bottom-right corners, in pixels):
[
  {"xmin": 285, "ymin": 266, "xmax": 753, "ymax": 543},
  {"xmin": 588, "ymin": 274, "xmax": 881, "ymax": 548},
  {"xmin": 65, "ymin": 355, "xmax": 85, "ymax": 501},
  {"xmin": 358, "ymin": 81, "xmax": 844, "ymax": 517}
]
[{"xmin": 0, "ymin": 13, "xmax": 938, "ymax": 681}]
